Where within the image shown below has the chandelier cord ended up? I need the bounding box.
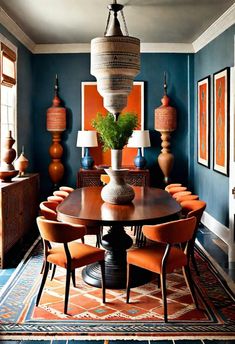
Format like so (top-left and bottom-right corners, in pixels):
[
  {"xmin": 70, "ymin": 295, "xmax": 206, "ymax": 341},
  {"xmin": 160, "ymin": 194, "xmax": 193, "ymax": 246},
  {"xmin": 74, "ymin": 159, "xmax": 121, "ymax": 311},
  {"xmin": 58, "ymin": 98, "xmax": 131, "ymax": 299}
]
[{"xmin": 164, "ymin": 71, "xmax": 167, "ymax": 95}]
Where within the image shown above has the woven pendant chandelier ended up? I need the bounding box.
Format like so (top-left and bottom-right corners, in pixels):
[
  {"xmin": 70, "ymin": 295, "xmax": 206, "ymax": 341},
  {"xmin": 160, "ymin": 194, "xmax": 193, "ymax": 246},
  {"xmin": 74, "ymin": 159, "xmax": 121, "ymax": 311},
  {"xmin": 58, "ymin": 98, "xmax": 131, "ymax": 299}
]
[{"xmin": 91, "ymin": 0, "xmax": 140, "ymax": 120}]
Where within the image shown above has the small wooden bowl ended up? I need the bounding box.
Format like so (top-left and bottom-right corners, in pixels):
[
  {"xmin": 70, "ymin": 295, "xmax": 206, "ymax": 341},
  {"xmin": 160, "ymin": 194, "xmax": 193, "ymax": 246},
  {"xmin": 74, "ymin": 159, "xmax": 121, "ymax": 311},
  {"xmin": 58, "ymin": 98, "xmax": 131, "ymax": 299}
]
[{"xmin": 0, "ymin": 170, "xmax": 19, "ymax": 182}]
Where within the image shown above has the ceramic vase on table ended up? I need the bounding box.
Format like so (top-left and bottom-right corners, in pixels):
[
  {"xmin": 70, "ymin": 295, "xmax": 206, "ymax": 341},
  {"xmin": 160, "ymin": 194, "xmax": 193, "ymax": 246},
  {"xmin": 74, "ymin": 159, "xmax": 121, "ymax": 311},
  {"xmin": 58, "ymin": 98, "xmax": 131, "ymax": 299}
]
[{"xmin": 101, "ymin": 168, "xmax": 135, "ymax": 205}]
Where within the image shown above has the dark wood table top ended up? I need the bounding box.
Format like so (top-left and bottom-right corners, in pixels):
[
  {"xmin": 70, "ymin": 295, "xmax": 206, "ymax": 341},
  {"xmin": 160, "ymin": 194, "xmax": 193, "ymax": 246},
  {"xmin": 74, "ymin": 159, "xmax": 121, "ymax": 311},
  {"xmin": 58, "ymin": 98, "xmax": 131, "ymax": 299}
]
[{"xmin": 57, "ymin": 186, "xmax": 181, "ymax": 226}]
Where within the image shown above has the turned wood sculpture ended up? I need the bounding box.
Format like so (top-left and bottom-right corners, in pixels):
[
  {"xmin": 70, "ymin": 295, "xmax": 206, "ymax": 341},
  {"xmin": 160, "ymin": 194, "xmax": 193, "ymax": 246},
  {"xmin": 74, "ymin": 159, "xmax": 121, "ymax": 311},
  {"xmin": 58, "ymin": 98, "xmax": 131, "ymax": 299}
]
[
  {"xmin": 46, "ymin": 75, "xmax": 66, "ymax": 188},
  {"xmin": 155, "ymin": 74, "xmax": 177, "ymax": 184},
  {"xmin": 0, "ymin": 130, "xmax": 18, "ymax": 182}
]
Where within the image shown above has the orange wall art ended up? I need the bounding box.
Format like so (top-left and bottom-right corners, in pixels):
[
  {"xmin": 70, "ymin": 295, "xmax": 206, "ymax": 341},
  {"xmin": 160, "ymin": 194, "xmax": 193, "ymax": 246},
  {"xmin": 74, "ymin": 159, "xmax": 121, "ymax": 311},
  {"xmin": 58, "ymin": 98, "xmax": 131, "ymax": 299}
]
[
  {"xmin": 213, "ymin": 68, "xmax": 230, "ymax": 176},
  {"xmin": 197, "ymin": 76, "xmax": 210, "ymax": 168},
  {"xmin": 81, "ymin": 81, "xmax": 144, "ymax": 167}
]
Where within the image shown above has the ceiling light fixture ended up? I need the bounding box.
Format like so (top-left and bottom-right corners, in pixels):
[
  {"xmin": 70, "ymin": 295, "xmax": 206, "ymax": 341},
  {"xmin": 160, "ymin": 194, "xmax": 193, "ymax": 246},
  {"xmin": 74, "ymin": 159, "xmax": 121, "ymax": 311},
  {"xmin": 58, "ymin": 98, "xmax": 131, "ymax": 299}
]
[{"xmin": 90, "ymin": 0, "xmax": 140, "ymax": 121}]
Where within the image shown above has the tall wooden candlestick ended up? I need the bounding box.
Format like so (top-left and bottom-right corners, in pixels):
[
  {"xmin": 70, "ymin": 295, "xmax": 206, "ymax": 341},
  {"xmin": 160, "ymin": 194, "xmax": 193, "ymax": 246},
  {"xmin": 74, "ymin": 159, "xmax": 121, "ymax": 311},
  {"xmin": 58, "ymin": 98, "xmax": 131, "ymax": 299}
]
[
  {"xmin": 46, "ymin": 75, "xmax": 66, "ymax": 188},
  {"xmin": 155, "ymin": 74, "xmax": 177, "ymax": 184}
]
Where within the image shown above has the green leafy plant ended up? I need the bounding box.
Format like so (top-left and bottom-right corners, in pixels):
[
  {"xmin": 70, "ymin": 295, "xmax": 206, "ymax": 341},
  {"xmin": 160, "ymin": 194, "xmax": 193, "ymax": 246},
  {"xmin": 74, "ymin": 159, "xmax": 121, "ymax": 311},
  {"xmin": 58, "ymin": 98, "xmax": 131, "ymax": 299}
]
[{"xmin": 92, "ymin": 112, "xmax": 138, "ymax": 151}]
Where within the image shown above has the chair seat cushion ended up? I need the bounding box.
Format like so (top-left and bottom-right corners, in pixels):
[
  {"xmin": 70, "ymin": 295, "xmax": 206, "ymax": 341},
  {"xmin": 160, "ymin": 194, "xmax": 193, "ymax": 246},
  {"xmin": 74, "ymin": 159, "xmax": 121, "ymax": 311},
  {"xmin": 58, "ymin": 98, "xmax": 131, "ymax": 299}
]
[
  {"xmin": 47, "ymin": 243, "xmax": 105, "ymax": 269},
  {"xmin": 127, "ymin": 245, "xmax": 187, "ymax": 274}
]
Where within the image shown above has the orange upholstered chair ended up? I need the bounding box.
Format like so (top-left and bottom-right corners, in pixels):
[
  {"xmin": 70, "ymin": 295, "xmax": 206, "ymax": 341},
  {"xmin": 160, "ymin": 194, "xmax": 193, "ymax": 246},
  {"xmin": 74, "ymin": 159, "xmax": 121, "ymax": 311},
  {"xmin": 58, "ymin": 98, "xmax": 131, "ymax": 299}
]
[
  {"xmin": 39, "ymin": 201, "xmax": 58, "ymax": 221},
  {"xmin": 126, "ymin": 217, "xmax": 198, "ymax": 322},
  {"xmin": 167, "ymin": 186, "xmax": 187, "ymax": 196},
  {"xmin": 53, "ymin": 190, "xmax": 69, "ymax": 199},
  {"xmin": 100, "ymin": 174, "xmax": 110, "ymax": 185},
  {"xmin": 172, "ymin": 190, "xmax": 192, "ymax": 200},
  {"xmin": 176, "ymin": 194, "xmax": 199, "ymax": 203},
  {"xmin": 180, "ymin": 200, "xmax": 206, "ymax": 275},
  {"xmin": 47, "ymin": 195, "xmax": 64, "ymax": 204},
  {"xmin": 165, "ymin": 183, "xmax": 182, "ymax": 192},
  {"xmin": 41, "ymin": 200, "xmax": 102, "ymax": 248},
  {"xmin": 59, "ymin": 186, "xmax": 74, "ymax": 193},
  {"xmin": 36, "ymin": 216, "xmax": 106, "ymax": 314}
]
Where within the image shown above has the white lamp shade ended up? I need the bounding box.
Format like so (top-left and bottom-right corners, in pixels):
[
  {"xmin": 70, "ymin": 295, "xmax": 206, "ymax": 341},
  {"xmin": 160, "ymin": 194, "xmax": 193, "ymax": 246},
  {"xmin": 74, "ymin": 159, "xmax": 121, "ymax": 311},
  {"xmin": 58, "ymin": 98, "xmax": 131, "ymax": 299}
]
[
  {"xmin": 76, "ymin": 130, "xmax": 98, "ymax": 147},
  {"xmin": 127, "ymin": 130, "xmax": 150, "ymax": 148}
]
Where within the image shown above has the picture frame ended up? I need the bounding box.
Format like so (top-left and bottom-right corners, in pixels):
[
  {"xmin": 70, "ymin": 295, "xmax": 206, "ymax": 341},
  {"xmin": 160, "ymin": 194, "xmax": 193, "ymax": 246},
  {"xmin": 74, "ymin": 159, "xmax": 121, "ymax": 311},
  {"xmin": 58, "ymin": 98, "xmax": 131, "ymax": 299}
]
[
  {"xmin": 213, "ymin": 67, "xmax": 230, "ymax": 176},
  {"xmin": 197, "ymin": 75, "xmax": 210, "ymax": 168},
  {"xmin": 81, "ymin": 81, "xmax": 144, "ymax": 167}
]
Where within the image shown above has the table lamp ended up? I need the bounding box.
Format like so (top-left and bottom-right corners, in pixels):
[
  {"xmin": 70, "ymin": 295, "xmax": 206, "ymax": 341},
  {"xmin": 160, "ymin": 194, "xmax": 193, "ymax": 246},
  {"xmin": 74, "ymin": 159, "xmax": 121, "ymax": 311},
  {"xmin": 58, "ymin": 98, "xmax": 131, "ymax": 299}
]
[
  {"xmin": 127, "ymin": 130, "xmax": 150, "ymax": 168},
  {"xmin": 76, "ymin": 131, "xmax": 98, "ymax": 170}
]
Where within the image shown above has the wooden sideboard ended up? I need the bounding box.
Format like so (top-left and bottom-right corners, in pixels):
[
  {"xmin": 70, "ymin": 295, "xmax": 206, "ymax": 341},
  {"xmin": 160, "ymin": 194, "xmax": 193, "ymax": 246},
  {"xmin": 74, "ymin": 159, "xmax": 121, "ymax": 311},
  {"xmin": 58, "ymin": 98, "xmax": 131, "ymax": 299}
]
[
  {"xmin": 0, "ymin": 173, "xmax": 40, "ymax": 268},
  {"xmin": 77, "ymin": 167, "xmax": 150, "ymax": 188}
]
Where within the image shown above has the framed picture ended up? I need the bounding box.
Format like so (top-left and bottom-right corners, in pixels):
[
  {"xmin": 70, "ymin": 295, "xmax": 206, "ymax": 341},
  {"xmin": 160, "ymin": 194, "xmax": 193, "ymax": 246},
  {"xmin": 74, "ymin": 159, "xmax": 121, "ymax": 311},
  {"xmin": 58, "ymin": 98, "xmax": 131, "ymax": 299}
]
[
  {"xmin": 81, "ymin": 81, "xmax": 144, "ymax": 167},
  {"xmin": 213, "ymin": 67, "xmax": 230, "ymax": 176},
  {"xmin": 197, "ymin": 76, "xmax": 210, "ymax": 168}
]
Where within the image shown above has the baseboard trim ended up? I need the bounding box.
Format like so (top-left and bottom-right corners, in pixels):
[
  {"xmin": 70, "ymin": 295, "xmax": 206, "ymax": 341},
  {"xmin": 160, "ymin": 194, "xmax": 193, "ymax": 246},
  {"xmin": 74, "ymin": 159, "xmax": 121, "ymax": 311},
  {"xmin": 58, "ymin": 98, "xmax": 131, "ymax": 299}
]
[{"xmin": 201, "ymin": 211, "xmax": 230, "ymax": 245}]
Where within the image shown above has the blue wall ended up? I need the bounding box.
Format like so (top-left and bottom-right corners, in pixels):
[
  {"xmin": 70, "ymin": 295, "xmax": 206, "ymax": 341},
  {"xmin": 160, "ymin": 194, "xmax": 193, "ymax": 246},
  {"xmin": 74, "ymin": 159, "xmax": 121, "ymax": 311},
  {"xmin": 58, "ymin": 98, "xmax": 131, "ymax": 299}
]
[
  {"xmin": 193, "ymin": 25, "xmax": 235, "ymax": 227},
  {"xmin": 3, "ymin": 20, "xmax": 234, "ymax": 228},
  {"xmin": 0, "ymin": 25, "xmax": 34, "ymax": 169},
  {"xmin": 32, "ymin": 53, "xmax": 193, "ymax": 197}
]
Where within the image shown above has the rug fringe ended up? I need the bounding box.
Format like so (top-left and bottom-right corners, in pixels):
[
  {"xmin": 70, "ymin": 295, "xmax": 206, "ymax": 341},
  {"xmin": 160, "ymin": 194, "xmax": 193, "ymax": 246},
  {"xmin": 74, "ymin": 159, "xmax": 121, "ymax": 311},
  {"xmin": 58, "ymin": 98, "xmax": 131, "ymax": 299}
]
[{"xmin": 1, "ymin": 335, "xmax": 235, "ymax": 341}]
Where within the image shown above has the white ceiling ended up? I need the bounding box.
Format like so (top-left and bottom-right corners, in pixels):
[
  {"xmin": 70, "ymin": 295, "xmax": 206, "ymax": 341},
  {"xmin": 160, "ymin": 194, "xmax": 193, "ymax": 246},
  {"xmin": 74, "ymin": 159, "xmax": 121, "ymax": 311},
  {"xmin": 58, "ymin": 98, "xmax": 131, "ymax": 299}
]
[{"xmin": 1, "ymin": 0, "xmax": 234, "ymax": 46}]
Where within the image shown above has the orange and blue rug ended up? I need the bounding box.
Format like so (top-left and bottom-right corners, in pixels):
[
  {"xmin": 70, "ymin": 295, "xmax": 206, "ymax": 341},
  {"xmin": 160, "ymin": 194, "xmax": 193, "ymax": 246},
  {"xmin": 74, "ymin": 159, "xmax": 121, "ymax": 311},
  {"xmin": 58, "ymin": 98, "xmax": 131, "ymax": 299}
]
[{"xmin": 0, "ymin": 238, "xmax": 234, "ymax": 341}]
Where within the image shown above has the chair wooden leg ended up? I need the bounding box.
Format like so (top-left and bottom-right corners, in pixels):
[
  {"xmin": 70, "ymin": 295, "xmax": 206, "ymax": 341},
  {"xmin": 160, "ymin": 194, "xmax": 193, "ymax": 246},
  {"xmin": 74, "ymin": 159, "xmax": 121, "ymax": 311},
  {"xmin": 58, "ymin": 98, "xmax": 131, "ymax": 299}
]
[
  {"xmin": 99, "ymin": 260, "xmax": 106, "ymax": 303},
  {"xmin": 36, "ymin": 261, "xmax": 49, "ymax": 306},
  {"xmin": 72, "ymin": 270, "xmax": 76, "ymax": 287},
  {"xmin": 157, "ymin": 274, "xmax": 161, "ymax": 288},
  {"xmin": 64, "ymin": 268, "xmax": 71, "ymax": 314},
  {"xmin": 40, "ymin": 260, "xmax": 45, "ymax": 274},
  {"xmin": 160, "ymin": 272, "xmax": 168, "ymax": 322},
  {"xmin": 96, "ymin": 233, "xmax": 101, "ymax": 248},
  {"xmin": 126, "ymin": 263, "xmax": 132, "ymax": 303},
  {"xmin": 191, "ymin": 251, "xmax": 200, "ymax": 276},
  {"xmin": 182, "ymin": 265, "xmax": 199, "ymax": 309},
  {"xmin": 50, "ymin": 264, "xmax": 56, "ymax": 280},
  {"xmin": 135, "ymin": 226, "xmax": 141, "ymax": 246},
  {"xmin": 96, "ymin": 226, "xmax": 103, "ymax": 248}
]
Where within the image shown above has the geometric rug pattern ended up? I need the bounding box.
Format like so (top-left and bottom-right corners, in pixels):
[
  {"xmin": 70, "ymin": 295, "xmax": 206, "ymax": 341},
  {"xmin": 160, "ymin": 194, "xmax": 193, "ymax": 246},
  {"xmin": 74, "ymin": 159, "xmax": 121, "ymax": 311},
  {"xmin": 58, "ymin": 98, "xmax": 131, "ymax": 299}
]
[{"xmin": 0, "ymin": 238, "xmax": 234, "ymax": 340}]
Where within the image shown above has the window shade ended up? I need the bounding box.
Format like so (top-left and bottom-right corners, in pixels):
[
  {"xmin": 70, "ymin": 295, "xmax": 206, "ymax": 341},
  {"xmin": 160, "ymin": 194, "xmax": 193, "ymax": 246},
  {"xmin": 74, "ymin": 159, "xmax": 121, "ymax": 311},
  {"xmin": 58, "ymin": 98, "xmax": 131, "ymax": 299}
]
[{"xmin": 1, "ymin": 43, "xmax": 16, "ymax": 86}]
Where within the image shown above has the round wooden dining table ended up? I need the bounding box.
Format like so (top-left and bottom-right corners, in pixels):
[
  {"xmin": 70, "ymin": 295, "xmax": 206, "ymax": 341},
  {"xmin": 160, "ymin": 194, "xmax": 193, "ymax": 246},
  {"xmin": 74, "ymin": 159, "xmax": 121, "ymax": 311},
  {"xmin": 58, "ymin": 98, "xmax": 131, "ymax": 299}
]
[{"xmin": 57, "ymin": 186, "xmax": 181, "ymax": 289}]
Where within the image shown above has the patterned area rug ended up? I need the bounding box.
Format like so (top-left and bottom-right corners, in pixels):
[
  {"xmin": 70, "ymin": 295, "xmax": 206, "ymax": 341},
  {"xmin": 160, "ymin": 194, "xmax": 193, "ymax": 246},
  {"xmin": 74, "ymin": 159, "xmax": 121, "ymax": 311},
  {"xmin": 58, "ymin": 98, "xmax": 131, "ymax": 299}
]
[{"xmin": 0, "ymin": 237, "xmax": 234, "ymax": 340}]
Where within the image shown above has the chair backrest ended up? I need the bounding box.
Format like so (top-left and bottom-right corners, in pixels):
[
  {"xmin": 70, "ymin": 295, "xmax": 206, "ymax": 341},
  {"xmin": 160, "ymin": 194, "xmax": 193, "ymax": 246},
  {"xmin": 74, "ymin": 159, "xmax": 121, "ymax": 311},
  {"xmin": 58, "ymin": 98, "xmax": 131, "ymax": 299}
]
[
  {"xmin": 37, "ymin": 216, "xmax": 86, "ymax": 243},
  {"xmin": 39, "ymin": 201, "xmax": 58, "ymax": 221},
  {"xmin": 47, "ymin": 195, "xmax": 64, "ymax": 203},
  {"xmin": 173, "ymin": 191, "xmax": 192, "ymax": 199},
  {"xmin": 100, "ymin": 174, "xmax": 110, "ymax": 185},
  {"xmin": 59, "ymin": 186, "xmax": 74, "ymax": 193},
  {"xmin": 53, "ymin": 190, "xmax": 69, "ymax": 199},
  {"xmin": 165, "ymin": 183, "xmax": 182, "ymax": 192},
  {"xmin": 181, "ymin": 200, "xmax": 206, "ymax": 228},
  {"xmin": 168, "ymin": 186, "xmax": 187, "ymax": 195},
  {"xmin": 177, "ymin": 194, "xmax": 199, "ymax": 203},
  {"xmin": 142, "ymin": 217, "xmax": 197, "ymax": 245}
]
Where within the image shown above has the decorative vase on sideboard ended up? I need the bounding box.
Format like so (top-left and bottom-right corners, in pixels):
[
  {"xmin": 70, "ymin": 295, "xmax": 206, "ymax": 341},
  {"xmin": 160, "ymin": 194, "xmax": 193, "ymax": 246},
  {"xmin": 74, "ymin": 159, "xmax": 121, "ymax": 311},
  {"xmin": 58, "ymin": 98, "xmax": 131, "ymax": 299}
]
[
  {"xmin": 14, "ymin": 147, "xmax": 29, "ymax": 176},
  {"xmin": 0, "ymin": 131, "xmax": 18, "ymax": 182}
]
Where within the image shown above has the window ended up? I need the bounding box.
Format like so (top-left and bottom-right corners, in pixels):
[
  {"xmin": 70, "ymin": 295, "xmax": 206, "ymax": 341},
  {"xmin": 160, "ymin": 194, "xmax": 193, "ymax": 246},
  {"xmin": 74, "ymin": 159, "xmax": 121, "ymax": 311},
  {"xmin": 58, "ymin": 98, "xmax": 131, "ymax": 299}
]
[{"xmin": 0, "ymin": 38, "xmax": 17, "ymax": 159}]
